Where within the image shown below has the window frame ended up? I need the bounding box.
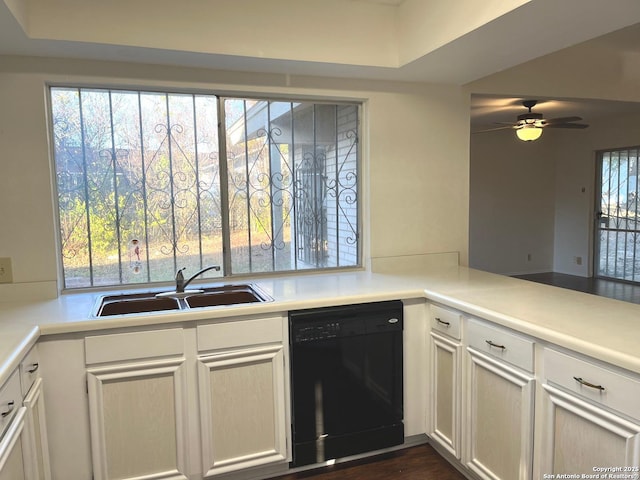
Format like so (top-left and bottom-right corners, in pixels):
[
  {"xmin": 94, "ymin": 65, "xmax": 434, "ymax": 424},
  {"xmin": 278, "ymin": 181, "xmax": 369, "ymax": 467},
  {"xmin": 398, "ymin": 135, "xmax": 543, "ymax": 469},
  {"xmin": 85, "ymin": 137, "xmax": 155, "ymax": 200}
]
[{"xmin": 46, "ymin": 83, "xmax": 364, "ymax": 291}]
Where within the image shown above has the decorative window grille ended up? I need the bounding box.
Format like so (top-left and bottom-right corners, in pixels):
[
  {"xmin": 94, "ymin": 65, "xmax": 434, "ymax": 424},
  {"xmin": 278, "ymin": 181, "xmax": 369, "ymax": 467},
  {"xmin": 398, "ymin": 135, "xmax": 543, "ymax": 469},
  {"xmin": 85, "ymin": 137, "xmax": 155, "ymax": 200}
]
[
  {"xmin": 596, "ymin": 147, "xmax": 640, "ymax": 282},
  {"xmin": 50, "ymin": 88, "xmax": 360, "ymax": 289}
]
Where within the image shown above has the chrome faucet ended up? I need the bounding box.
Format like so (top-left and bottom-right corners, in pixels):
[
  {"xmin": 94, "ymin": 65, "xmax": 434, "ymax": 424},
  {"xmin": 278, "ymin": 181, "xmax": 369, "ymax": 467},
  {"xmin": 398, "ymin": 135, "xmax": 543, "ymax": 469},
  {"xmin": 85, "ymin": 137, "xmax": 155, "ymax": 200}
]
[{"xmin": 175, "ymin": 265, "xmax": 221, "ymax": 293}]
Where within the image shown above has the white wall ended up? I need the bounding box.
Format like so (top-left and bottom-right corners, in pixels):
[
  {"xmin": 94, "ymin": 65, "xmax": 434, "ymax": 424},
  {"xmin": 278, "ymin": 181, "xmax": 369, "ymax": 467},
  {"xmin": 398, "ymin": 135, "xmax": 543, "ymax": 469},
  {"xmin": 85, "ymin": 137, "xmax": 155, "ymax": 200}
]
[
  {"xmin": 551, "ymin": 132, "xmax": 594, "ymax": 276},
  {"xmin": 469, "ymin": 129, "xmax": 558, "ymax": 275},
  {"xmin": 0, "ymin": 67, "xmax": 58, "ymax": 286},
  {"xmin": 368, "ymin": 83, "xmax": 469, "ymax": 262},
  {"xmin": 0, "ymin": 55, "xmax": 470, "ymax": 298}
]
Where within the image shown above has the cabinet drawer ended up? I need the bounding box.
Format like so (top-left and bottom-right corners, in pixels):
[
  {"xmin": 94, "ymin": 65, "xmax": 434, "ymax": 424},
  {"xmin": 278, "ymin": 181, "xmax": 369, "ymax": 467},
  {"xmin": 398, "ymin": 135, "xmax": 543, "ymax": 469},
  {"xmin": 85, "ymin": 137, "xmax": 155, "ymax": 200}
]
[
  {"xmin": 85, "ymin": 328, "xmax": 184, "ymax": 365},
  {"xmin": 467, "ymin": 318, "xmax": 534, "ymax": 372},
  {"xmin": 430, "ymin": 304, "xmax": 462, "ymax": 340},
  {"xmin": 544, "ymin": 348, "xmax": 640, "ymax": 420},
  {"xmin": 19, "ymin": 345, "xmax": 40, "ymax": 396},
  {"xmin": 0, "ymin": 369, "xmax": 21, "ymax": 437},
  {"xmin": 197, "ymin": 315, "xmax": 284, "ymax": 352}
]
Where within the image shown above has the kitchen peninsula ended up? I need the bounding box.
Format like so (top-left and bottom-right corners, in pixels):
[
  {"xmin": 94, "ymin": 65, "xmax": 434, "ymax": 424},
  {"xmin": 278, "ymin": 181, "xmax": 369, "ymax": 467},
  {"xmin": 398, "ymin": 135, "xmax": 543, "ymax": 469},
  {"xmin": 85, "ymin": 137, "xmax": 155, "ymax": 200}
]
[{"xmin": 1, "ymin": 263, "xmax": 639, "ymax": 480}]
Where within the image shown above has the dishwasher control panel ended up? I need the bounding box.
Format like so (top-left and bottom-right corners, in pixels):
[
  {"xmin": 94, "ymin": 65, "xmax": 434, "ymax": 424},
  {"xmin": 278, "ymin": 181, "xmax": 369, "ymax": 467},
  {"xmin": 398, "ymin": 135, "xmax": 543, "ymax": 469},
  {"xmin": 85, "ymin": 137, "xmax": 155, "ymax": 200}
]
[
  {"xmin": 289, "ymin": 300, "xmax": 403, "ymax": 344},
  {"xmin": 292, "ymin": 322, "xmax": 340, "ymax": 343}
]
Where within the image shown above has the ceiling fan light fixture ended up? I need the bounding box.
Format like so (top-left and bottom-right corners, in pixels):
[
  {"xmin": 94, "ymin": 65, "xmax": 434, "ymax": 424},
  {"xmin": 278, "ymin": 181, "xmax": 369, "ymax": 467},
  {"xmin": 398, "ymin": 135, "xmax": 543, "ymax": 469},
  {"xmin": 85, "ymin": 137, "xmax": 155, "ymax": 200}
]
[{"xmin": 516, "ymin": 125, "xmax": 543, "ymax": 142}]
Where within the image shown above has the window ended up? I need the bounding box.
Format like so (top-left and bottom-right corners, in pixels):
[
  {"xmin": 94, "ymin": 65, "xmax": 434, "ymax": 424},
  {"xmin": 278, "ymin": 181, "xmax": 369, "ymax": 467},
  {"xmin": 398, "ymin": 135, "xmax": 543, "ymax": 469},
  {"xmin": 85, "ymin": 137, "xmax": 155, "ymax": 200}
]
[
  {"xmin": 595, "ymin": 147, "xmax": 640, "ymax": 282},
  {"xmin": 50, "ymin": 87, "xmax": 360, "ymax": 289}
]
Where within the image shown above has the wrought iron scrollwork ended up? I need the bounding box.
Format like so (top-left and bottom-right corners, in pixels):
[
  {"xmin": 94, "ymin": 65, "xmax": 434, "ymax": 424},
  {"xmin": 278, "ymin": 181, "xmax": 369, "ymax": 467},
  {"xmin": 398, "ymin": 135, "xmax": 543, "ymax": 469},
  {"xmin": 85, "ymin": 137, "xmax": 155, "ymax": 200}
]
[{"xmin": 52, "ymin": 88, "xmax": 359, "ymax": 287}]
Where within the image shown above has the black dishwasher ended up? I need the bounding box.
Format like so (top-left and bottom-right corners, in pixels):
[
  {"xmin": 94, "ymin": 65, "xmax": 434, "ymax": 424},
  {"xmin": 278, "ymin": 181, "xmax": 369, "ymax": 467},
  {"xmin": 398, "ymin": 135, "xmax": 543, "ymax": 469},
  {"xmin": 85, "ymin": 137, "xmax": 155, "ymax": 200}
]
[{"xmin": 289, "ymin": 300, "xmax": 404, "ymax": 467}]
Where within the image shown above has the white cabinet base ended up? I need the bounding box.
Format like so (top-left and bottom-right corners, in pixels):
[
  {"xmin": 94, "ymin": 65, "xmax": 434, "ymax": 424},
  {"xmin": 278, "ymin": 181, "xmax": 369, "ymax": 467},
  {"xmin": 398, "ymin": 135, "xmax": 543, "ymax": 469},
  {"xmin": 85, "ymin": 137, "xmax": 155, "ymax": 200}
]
[
  {"xmin": 198, "ymin": 345, "xmax": 287, "ymax": 477},
  {"xmin": 466, "ymin": 348, "xmax": 535, "ymax": 480},
  {"xmin": 541, "ymin": 384, "xmax": 640, "ymax": 474},
  {"xmin": 428, "ymin": 332, "xmax": 461, "ymax": 459},
  {"xmin": 23, "ymin": 377, "xmax": 51, "ymax": 480},
  {"xmin": 87, "ymin": 358, "xmax": 189, "ymax": 480},
  {"xmin": 0, "ymin": 407, "xmax": 27, "ymax": 480}
]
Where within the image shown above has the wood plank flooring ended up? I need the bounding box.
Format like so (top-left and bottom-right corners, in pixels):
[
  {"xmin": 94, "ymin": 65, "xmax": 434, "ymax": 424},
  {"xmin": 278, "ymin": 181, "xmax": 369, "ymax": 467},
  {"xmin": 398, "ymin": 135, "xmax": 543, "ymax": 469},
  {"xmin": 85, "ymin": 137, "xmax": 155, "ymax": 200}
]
[
  {"xmin": 273, "ymin": 444, "xmax": 466, "ymax": 480},
  {"xmin": 514, "ymin": 272, "xmax": 640, "ymax": 305}
]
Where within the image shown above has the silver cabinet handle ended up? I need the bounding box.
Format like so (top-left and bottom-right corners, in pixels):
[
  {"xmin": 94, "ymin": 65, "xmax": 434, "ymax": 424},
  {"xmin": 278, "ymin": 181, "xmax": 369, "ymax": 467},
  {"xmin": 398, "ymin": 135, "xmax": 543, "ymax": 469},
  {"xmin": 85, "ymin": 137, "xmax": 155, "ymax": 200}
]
[
  {"xmin": 27, "ymin": 363, "xmax": 39, "ymax": 374},
  {"xmin": 485, "ymin": 340, "xmax": 506, "ymax": 350},
  {"xmin": 1, "ymin": 401, "xmax": 15, "ymax": 417},
  {"xmin": 573, "ymin": 376, "xmax": 605, "ymax": 391},
  {"xmin": 435, "ymin": 317, "xmax": 450, "ymax": 327}
]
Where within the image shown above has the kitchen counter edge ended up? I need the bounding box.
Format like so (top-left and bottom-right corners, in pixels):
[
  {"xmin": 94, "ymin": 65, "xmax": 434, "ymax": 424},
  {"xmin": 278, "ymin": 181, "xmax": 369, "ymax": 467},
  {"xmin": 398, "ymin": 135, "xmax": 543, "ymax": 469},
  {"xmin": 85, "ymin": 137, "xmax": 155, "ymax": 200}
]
[{"xmin": 1, "ymin": 266, "xmax": 639, "ymax": 387}]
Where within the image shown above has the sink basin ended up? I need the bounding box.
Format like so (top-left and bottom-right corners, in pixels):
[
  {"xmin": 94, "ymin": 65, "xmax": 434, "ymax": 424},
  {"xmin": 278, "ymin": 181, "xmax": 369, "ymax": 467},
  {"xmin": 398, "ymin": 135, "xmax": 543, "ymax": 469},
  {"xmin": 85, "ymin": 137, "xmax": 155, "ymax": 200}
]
[
  {"xmin": 96, "ymin": 294, "xmax": 180, "ymax": 317},
  {"xmin": 184, "ymin": 285, "xmax": 267, "ymax": 308},
  {"xmin": 94, "ymin": 284, "xmax": 271, "ymax": 316}
]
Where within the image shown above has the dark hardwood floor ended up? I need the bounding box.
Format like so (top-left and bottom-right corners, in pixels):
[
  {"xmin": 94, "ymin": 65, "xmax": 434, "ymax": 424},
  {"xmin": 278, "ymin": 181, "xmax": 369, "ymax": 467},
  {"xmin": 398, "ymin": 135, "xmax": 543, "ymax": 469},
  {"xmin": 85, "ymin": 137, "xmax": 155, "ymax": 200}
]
[
  {"xmin": 273, "ymin": 444, "xmax": 466, "ymax": 480},
  {"xmin": 514, "ymin": 272, "xmax": 640, "ymax": 305}
]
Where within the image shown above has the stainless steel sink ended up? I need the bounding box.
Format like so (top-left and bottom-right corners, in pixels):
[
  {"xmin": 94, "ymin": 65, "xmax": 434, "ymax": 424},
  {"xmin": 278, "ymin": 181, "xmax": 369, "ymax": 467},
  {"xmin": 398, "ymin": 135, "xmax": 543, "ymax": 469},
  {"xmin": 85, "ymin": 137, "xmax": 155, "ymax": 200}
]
[
  {"xmin": 184, "ymin": 285, "xmax": 267, "ymax": 308},
  {"xmin": 96, "ymin": 293, "xmax": 181, "ymax": 317},
  {"xmin": 94, "ymin": 284, "xmax": 271, "ymax": 317}
]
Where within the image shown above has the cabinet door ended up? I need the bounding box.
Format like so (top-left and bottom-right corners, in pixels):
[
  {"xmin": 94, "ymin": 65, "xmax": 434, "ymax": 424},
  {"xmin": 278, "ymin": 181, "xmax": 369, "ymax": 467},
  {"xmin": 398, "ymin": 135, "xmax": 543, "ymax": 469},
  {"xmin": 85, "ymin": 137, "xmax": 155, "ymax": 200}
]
[
  {"xmin": 466, "ymin": 349, "xmax": 535, "ymax": 480},
  {"xmin": 198, "ymin": 345, "xmax": 287, "ymax": 477},
  {"xmin": 428, "ymin": 332, "xmax": 461, "ymax": 458},
  {"xmin": 22, "ymin": 378, "xmax": 51, "ymax": 480},
  {"xmin": 0, "ymin": 407, "xmax": 27, "ymax": 480},
  {"xmin": 87, "ymin": 358, "xmax": 189, "ymax": 480},
  {"xmin": 541, "ymin": 384, "xmax": 640, "ymax": 474}
]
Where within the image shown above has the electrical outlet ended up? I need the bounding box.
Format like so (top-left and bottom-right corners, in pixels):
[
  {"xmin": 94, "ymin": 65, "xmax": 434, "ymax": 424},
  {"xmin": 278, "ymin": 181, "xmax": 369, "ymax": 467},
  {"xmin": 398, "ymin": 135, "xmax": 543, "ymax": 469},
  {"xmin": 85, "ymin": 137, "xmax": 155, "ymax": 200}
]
[
  {"xmin": 0, "ymin": 257, "xmax": 13, "ymax": 284},
  {"xmin": 527, "ymin": 253, "xmax": 532, "ymax": 262},
  {"xmin": 575, "ymin": 256, "xmax": 583, "ymax": 266}
]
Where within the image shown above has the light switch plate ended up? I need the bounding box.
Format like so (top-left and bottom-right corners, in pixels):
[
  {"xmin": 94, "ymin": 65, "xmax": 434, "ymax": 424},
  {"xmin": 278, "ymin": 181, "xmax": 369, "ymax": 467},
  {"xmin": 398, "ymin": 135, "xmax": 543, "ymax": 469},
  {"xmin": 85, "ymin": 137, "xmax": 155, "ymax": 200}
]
[{"xmin": 0, "ymin": 257, "xmax": 13, "ymax": 283}]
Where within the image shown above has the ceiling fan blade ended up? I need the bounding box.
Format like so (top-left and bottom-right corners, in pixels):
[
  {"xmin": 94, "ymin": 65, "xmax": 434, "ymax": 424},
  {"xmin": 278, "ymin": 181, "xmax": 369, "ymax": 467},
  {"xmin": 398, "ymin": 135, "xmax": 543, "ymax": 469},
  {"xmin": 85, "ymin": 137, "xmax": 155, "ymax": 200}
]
[
  {"xmin": 545, "ymin": 123, "xmax": 589, "ymax": 129},
  {"xmin": 543, "ymin": 116, "xmax": 582, "ymax": 125},
  {"xmin": 472, "ymin": 126, "xmax": 515, "ymax": 133}
]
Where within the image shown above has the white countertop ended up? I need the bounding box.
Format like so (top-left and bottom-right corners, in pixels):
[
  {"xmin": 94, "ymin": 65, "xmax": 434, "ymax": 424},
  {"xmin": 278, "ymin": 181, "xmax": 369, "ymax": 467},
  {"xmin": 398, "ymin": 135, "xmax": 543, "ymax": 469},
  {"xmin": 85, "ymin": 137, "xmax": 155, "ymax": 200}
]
[{"xmin": 1, "ymin": 266, "xmax": 640, "ymax": 387}]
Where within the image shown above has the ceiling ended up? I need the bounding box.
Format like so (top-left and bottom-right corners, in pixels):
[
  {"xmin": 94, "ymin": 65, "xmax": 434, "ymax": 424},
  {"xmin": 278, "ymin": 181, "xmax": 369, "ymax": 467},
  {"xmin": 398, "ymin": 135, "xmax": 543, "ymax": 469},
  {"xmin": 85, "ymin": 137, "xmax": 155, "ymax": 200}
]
[
  {"xmin": 2, "ymin": 0, "xmax": 640, "ymax": 85},
  {"xmin": 470, "ymin": 17, "xmax": 640, "ymax": 133},
  {"xmin": 2, "ymin": 0, "xmax": 640, "ymax": 127}
]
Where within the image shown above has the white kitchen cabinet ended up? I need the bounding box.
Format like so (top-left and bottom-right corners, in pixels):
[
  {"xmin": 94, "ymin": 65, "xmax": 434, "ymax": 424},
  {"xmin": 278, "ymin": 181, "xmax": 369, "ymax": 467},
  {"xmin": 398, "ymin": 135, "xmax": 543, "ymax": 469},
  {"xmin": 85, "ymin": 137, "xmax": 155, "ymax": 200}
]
[
  {"xmin": 85, "ymin": 328, "xmax": 189, "ymax": 480},
  {"xmin": 196, "ymin": 315, "xmax": 289, "ymax": 477},
  {"xmin": 465, "ymin": 319, "xmax": 535, "ymax": 480},
  {"xmin": 0, "ymin": 348, "xmax": 51, "ymax": 480},
  {"xmin": 22, "ymin": 377, "xmax": 50, "ymax": 480},
  {"xmin": 0, "ymin": 370, "xmax": 21, "ymax": 445},
  {"xmin": 540, "ymin": 348, "xmax": 640, "ymax": 475},
  {"xmin": 0, "ymin": 369, "xmax": 27, "ymax": 480},
  {"xmin": 403, "ymin": 299, "xmax": 428, "ymax": 438},
  {"xmin": 427, "ymin": 304, "xmax": 462, "ymax": 459},
  {"xmin": 20, "ymin": 345, "xmax": 51, "ymax": 480},
  {"xmin": 41, "ymin": 315, "xmax": 291, "ymax": 480},
  {"xmin": 0, "ymin": 406, "xmax": 28, "ymax": 480}
]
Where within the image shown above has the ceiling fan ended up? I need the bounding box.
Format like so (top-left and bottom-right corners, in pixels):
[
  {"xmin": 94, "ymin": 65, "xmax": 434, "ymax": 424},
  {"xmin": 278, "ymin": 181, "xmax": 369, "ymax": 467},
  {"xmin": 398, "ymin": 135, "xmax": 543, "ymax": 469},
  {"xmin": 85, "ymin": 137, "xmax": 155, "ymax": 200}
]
[{"xmin": 474, "ymin": 100, "xmax": 589, "ymax": 141}]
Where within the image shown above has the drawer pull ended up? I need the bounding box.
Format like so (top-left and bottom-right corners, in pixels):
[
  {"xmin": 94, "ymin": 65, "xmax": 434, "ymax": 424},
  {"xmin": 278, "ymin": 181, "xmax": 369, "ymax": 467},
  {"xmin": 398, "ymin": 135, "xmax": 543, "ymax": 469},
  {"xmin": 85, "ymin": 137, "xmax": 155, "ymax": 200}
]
[
  {"xmin": 435, "ymin": 317, "xmax": 451, "ymax": 327},
  {"xmin": 573, "ymin": 376, "xmax": 605, "ymax": 391},
  {"xmin": 485, "ymin": 340, "xmax": 506, "ymax": 350},
  {"xmin": 1, "ymin": 401, "xmax": 15, "ymax": 417},
  {"xmin": 27, "ymin": 363, "xmax": 39, "ymax": 374}
]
